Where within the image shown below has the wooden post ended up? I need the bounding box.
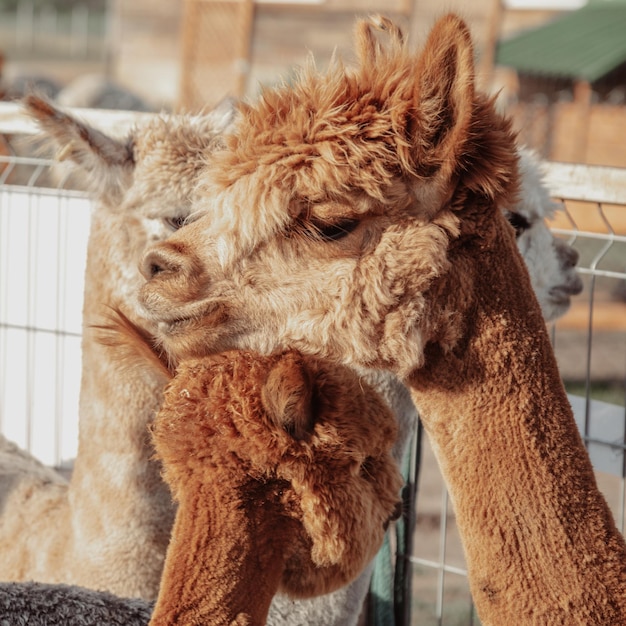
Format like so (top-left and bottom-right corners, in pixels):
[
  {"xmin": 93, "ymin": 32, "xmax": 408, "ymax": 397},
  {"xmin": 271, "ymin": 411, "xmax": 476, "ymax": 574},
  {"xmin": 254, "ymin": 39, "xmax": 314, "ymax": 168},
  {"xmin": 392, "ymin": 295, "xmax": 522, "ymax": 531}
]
[
  {"xmin": 478, "ymin": 0, "xmax": 504, "ymax": 92},
  {"xmin": 179, "ymin": 0, "xmax": 194, "ymax": 111},
  {"xmin": 235, "ymin": 0, "xmax": 254, "ymax": 98},
  {"xmin": 178, "ymin": 0, "xmax": 255, "ymax": 112}
]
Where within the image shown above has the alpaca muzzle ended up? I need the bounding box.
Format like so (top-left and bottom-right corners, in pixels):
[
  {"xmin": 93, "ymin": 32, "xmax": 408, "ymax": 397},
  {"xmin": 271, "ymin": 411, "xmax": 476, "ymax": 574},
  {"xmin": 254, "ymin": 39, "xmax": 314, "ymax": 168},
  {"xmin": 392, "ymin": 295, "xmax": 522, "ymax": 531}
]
[
  {"xmin": 384, "ymin": 500, "xmax": 403, "ymax": 530},
  {"xmin": 139, "ymin": 240, "xmax": 211, "ymax": 316}
]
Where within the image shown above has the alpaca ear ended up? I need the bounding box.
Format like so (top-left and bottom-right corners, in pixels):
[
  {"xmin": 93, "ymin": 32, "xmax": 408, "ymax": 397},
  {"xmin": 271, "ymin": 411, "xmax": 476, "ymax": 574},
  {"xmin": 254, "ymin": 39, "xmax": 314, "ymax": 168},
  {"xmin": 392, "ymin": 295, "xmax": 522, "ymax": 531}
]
[
  {"xmin": 261, "ymin": 352, "xmax": 315, "ymax": 440},
  {"xmin": 22, "ymin": 94, "xmax": 135, "ymax": 205},
  {"xmin": 413, "ymin": 14, "xmax": 474, "ymax": 161},
  {"xmin": 410, "ymin": 14, "xmax": 475, "ymax": 209}
]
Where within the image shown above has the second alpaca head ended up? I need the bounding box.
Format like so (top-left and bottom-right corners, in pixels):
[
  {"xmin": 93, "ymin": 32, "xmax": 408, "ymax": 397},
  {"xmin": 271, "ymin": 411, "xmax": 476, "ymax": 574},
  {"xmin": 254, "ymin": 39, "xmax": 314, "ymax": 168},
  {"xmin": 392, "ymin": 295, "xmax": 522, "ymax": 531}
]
[{"xmin": 153, "ymin": 350, "xmax": 404, "ymax": 597}]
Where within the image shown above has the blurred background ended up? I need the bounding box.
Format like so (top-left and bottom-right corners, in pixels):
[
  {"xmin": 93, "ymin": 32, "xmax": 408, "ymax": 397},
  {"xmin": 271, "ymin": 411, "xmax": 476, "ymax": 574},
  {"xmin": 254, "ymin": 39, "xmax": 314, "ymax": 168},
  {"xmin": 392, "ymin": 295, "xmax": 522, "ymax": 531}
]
[{"xmin": 0, "ymin": 0, "xmax": 624, "ymax": 168}]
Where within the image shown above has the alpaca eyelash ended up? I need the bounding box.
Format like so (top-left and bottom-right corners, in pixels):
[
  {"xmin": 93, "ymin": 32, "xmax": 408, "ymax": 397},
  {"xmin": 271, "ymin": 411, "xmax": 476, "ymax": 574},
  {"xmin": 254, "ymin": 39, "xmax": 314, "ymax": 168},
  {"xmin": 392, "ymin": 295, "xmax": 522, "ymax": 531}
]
[
  {"xmin": 360, "ymin": 457, "xmax": 376, "ymax": 479},
  {"xmin": 504, "ymin": 211, "xmax": 531, "ymax": 238},
  {"xmin": 164, "ymin": 213, "xmax": 202, "ymax": 232},
  {"xmin": 308, "ymin": 218, "xmax": 360, "ymax": 242}
]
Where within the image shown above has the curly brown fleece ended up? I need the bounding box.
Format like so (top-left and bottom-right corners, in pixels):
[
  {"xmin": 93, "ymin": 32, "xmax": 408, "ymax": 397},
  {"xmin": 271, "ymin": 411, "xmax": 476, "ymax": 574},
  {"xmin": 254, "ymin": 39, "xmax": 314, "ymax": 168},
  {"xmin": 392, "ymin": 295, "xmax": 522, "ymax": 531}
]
[{"xmin": 149, "ymin": 350, "xmax": 402, "ymax": 626}]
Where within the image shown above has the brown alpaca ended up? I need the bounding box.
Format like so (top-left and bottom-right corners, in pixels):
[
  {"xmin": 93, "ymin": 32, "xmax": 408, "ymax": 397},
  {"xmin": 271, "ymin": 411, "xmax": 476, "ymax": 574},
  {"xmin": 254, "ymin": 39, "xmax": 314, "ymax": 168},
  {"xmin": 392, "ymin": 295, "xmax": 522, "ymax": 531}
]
[
  {"xmin": 147, "ymin": 348, "xmax": 402, "ymax": 626},
  {"xmin": 138, "ymin": 15, "xmax": 626, "ymax": 625},
  {"xmin": 0, "ymin": 96, "xmax": 234, "ymax": 598},
  {"xmin": 2, "ymin": 94, "xmax": 581, "ymax": 617}
]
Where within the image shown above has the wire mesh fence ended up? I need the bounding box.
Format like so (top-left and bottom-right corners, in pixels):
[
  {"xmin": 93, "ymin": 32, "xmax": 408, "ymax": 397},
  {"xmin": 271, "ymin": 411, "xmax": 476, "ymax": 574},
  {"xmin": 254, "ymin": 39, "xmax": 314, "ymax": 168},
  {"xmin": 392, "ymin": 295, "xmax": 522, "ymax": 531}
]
[
  {"xmin": 1, "ymin": 103, "xmax": 625, "ymax": 624},
  {"xmin": 0, "ymin": 103, "xmax": 145, "ymax": 468}
]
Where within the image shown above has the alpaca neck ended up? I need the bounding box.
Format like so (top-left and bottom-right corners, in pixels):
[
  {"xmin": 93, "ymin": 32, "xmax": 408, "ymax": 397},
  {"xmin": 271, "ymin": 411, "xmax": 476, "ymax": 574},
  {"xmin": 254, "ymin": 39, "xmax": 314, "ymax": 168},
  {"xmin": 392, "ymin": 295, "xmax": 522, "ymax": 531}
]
[
  {"xmin": 68, "ymin": 208, "xmax": 174, "ymax": 596},
  {"xmin": 72, "ymin": 332, "xmax": 171, "ymax": 517},
  {"xmin": 408, "ymin": 215, "xmax": 626, "ymax": 625},
  {"xmin": 150, "ymin": 477, "xmax": 292, "ymax": 626}
]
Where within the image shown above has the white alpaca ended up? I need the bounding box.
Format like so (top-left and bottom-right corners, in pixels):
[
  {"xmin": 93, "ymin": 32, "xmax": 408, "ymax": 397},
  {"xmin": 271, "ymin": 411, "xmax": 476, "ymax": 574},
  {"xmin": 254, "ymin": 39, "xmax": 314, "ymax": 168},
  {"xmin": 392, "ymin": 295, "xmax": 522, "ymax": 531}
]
[
  {"xmin": 0, "ymin": 96, "xmax": 390, "ymax": 625},
  {"xmin": 0, "ymin": 95, "xmax": 234, "ymax": 599},
  {"xmin": 507, "ymin": 148, "xmax": 583, "ymax": 322}
]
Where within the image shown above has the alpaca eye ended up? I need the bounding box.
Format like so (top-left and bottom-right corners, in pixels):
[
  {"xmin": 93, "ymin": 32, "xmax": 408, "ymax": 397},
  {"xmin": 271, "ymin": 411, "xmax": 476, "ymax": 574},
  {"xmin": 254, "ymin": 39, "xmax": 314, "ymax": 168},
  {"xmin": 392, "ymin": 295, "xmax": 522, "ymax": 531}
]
[
  {"xmin": 504, "ymin": 211, "xmax": 531, "ymax": 238},
  {"xmin": 312, "ymin": 218, "xmax": 359, "ymax": 242},
  {"xmin": 164, "ymin": 215, "xmax": 188, "ymax": 231},
  {"xmin": 360, "ymin": 457, "xmax": 376, "ymax": 478}
]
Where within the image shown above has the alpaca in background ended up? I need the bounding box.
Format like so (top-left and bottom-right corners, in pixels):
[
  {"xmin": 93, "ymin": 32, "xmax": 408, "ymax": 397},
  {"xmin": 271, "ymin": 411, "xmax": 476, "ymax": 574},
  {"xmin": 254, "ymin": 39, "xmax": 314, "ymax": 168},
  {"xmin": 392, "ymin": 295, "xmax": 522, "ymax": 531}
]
[{"xmin": 508, "ymin": 147, "xmax": 583, "ymax": 322}]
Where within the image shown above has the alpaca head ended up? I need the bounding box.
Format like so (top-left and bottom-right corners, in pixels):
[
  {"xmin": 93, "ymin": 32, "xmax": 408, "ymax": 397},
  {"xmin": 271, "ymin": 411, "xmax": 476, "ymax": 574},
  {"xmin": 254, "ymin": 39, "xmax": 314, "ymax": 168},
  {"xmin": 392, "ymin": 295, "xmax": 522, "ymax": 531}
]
[
  {"xmin": 151, "ymin": 349, "xmax": 403, "ymax": 597},
  {"xmin": 23, "ymin": 94, "xmax": 235, "ymax": 331},
  {"xmin": 139, "ymin": 14, "xmax": 520, "ymax": 377},
  {"xmin": 505, "ymin": 148, "xmax": 583, "ymax": 321}
]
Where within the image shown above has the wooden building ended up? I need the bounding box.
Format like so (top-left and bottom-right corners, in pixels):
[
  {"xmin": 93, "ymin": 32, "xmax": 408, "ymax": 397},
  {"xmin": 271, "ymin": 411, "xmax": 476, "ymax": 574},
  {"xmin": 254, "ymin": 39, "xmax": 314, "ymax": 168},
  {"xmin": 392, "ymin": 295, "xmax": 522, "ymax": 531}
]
[{"xmin": 108, "ymin": 0, "xmax": 502, "ymax": 112}]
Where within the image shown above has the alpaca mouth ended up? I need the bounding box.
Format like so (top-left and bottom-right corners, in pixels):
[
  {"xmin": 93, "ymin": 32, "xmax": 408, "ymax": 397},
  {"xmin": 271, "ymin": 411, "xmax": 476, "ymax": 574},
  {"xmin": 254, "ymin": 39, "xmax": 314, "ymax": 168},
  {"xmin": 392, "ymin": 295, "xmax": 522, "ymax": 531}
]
[
  {"xmin": 548, "ymin": 293, "xmax": 572, "ymax": 308},
  {"xmin": 159, "ymin": 302, "xmax": 228, "ymax": 336},
  {"xmin": 140, "ymin": 295, "xmax": 226, "ymax": 335},
  {"xmin": 549, "ymin": 280, "xmax": 584, "ymax": 304}
]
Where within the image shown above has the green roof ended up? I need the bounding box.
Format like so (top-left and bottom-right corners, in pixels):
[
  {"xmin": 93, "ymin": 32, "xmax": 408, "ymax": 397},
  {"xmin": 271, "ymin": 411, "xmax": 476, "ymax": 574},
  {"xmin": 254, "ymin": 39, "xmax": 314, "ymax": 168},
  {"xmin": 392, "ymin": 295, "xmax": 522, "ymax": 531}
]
[{"xmin": 496, "ymin": 4, "xmax": 626, "ymax": 82}]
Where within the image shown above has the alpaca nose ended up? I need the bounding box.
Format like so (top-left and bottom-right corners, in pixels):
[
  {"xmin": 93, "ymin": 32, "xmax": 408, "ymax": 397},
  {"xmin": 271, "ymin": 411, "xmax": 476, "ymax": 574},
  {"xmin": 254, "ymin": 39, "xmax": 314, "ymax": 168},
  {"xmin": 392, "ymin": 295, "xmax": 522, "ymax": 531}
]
[
  {"xmin": 141, "ymin": 250, "xmax": 172, "ymax": 280},
  {"xmin": 141, "ymin": 244, "xmax": 187, "ymax": 280}
]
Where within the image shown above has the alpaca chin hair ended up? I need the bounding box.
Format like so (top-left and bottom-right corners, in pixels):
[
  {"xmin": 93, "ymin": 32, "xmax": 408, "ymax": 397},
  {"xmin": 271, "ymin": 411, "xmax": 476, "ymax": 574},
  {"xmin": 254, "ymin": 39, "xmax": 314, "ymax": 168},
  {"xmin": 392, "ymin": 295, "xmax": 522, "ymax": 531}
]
[{"xmin": 92, "ymin": 307, "xmax": 172, "ymax": 382}]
